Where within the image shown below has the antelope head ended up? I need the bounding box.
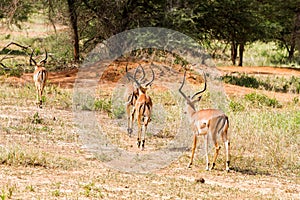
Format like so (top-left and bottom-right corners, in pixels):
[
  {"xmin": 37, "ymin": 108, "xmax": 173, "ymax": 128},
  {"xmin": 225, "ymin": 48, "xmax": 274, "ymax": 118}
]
[
  {"xmin": 179, "ymin": 69, "xmax": 207, "ymax": 113},
  {"xmin": 127, "ymin": 64, "xmax": 155, "ymax": 95},
  {"xmin": 30, "ymin": 49, "xmax": 48, "ymax": 69}
]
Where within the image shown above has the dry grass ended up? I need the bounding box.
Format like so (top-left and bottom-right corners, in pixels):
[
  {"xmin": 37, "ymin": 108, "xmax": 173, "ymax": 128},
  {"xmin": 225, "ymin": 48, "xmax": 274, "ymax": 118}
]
[{"xmin": 0, "ymin": 72, "xmax": 299, "ymax": 199}]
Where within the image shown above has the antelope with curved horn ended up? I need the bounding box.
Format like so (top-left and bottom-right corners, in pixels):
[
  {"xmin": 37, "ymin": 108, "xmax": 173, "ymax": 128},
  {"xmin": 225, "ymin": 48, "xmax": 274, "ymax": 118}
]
[
  {"xmin": 126, "ymin": 64, "xmax": 155, "ymax": 149},
  {"xmin": 179, "ymin": 70, "xmax": 230, "ymax": 172},
  {"xmin": 30, "ymin": 49, "xmax": 48, "ymax": 108},
  {"xmin": 124, "ymin": 64, "xmax": 145, "ymax": 136}
]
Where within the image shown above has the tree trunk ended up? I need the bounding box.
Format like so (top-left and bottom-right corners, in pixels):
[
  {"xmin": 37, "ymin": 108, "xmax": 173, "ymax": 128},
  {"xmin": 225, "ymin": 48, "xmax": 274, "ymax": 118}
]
[
  {"xmin": 67, "ymin": 0, "xmax": 80, "ymax": 62},
  {"xmin": 238, "ymin": 43, "xmax": 244, "ymax": 66},
  {"xmin": 231, "ymin": 41, "xmax": 238, "ymax": 65},
  {"xmin": 290, "ymin": 10, "xmax": 300, "ymax": 61}
]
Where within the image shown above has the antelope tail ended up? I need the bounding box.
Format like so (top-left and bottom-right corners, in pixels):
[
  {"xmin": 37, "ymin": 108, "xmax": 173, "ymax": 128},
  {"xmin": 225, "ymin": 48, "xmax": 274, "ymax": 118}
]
[{"xmin": 217, "ymin": 115, "xmax": 229, "ymax": 135}]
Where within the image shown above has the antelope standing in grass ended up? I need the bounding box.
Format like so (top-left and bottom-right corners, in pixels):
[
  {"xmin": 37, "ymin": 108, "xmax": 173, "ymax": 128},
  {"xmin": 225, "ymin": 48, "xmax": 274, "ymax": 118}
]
[
  {"xmin": 124, "ymin": 64, "xmax": 145, "ymax": 136},
  {"xmin": 126, "ymin": 64, "xmax": 155, "ymax": 149},
  {"xmin": 30, "ymin": 49, "xmax": 48, "ymax": 108},
  {"xmin": 179, "ymin": 70, "xmax": 230, "ymax": 172}
]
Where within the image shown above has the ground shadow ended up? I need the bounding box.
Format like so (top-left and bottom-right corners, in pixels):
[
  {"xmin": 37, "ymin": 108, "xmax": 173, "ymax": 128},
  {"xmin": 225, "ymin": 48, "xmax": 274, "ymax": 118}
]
[{"xmin": 230, "ymin": 166, "xmax": 271, "ymax": 176}]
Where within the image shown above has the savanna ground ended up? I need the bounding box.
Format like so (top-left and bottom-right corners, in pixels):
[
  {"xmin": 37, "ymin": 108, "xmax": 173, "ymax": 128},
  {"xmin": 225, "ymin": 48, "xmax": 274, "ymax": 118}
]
[{"xmin": 0, "ymin": 20, "xmax": 299, "ymax": 199}]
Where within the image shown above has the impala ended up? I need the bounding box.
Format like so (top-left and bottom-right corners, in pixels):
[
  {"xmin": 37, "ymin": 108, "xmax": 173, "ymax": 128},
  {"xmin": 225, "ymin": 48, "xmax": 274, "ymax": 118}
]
[
  {"xmin": 179, "ymin": 70, "xmax": 230, "ymax": 172},
  {"xmin": 126, "ymin": 64, "xmax": 155, "ymax": 149},
  {"xmin": 124, "ymin": 64, "xmax": 145, "ymax": 136},
  {"xmin": 30, "ymin": 49, "xmax": 48, "ymax": 108}
]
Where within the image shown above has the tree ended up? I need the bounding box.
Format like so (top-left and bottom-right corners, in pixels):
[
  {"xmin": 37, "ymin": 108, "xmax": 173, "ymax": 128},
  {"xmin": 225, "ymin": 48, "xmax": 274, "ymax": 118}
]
[
  {"xmin": 261, "ymin": 0, "xmax": 300, "ymax": 61},
  {"xmin": 0, "ymin": 0, "xmax": 35, "ymax": 28},
  {"xmin": 193, "ymin": 0, "xmax": 269, "ymax": 66},
  {"xmin": 67, "ymin": 0, "xmax": 80, "ymax": 62}
]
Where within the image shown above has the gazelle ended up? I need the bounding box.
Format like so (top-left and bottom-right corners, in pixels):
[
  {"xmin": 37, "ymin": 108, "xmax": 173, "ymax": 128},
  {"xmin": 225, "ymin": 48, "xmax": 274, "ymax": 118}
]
[
  {"xmin": 30, "ymin": 49, "xmax": 48, "ymax": 108},
  {"xmin": 126, "ymin": 64, "xmax": 155, "ymax": 149},
  {"xmin": 124, "ymin": 64, "xmax": 145, "ymax": 136},
  {"xmin": 179, "ymin": 70, "xmax": 230, "ymax": 172}
]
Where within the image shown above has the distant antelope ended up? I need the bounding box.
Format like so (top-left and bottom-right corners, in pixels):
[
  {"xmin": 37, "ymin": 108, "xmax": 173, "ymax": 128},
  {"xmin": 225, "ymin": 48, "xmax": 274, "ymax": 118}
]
[
  {"xmin": 30, "ymin": 49, "xmax": 48, "ymax": 108},
  {"xmin": 179, "ymin": 70, "xmax": 230, "ymax": 171},
  {"xmin": 124, "ymin": 64, "xmax": 145, "ymax": 137},
  {"xmin": 126, "ymin": 64, "xmax": 155, "ymax": 149}
]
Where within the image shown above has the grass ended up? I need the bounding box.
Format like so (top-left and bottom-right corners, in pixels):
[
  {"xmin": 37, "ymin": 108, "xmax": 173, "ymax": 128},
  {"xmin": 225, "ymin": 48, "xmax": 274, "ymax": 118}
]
[
  {"xmin": 0, "ymin": 68, "xmax": 299, "ymax": 198},
  {"xmin": 2, "ymin": 11, "xmax": 300, "ymax": 198},
  {"xmin": 0, "ymin": 145, "xmax": 78, "ymax": 169},
  {"xmin": 230, "ymin": 108, "xmax": 300, "ymax": 175}
]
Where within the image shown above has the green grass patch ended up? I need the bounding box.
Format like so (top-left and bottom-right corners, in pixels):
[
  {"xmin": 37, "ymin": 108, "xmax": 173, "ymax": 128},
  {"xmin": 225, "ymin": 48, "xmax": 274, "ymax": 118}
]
[{"xmin": 0, "ymin": 145, "xmax": 78, "ymax": 169}]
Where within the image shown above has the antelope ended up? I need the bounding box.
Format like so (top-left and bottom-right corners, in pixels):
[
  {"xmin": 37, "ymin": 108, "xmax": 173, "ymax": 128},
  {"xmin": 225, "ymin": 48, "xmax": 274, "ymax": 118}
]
[
  {"xmin": 179, "ymin": 70, "xmax": 230, "ymax": 172},
  {"xmin": 30, "ymin": 49, "xmax": 48, "ymax": 108},
  {"xmin": 124, "ymin": 64, "xmax": 145, "ymax": 136},
  {"xmin": 126, "ymin": 64, "xmax": 155, "ymax": 150}
]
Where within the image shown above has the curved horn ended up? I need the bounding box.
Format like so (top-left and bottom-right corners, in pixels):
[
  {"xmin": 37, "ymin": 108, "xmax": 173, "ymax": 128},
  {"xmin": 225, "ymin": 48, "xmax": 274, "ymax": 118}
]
[
  {"xmin": 191, "ymin": 72, "xmax": 207, "ymax": 99},
  {"xmin": 39, "ymin": 49, "xmax": 48, "ymax": 64},
  {"xmin": 125, "ymin": 64, "xmax": 141, "ymax": 87},
  {"xmin": 179, "ymin": 70, "xmax": 193, "ymax": 105},
  {"xmin": 125, "ymin": 63, "xmax": 131, "ymax": 81},
  {"xmin": 30, "ymin": 49, "xmax": 37, "ymax": 66},
  {"xmin": 127, "ymin": 71, "xmax": 141, "ymax": 88},
  {"xmin": 137, "ymin": 64, "xmax": 145, "ymax": 82},
  {"xmin": 145, "ymin": 65, "xmax": 155, "ymax": 87}
]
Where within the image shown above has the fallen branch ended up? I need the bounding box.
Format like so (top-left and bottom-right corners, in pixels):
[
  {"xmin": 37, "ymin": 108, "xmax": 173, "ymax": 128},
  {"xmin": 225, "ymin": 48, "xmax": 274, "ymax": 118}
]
[{"xmin": 2, "ymin": 42, "xmax": 31, "ymax": 51}]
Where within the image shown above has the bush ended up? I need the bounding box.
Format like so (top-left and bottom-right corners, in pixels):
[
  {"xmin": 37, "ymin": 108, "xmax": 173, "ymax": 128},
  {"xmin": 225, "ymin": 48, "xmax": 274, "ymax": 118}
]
[
  {"xmin": 244, "ymin": 92, "xmax": 282, "ymax": 108},
  {"xmin": 222, "ymin": 74, "xmax": 260, "ymax": 88}
]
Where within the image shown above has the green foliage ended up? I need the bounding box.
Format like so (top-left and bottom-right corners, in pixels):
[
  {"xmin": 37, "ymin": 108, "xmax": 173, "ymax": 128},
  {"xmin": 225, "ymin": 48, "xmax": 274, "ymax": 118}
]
[
  {"xmin": 229, "ymin": 100, "xmax": 245, "ymax": 112},
  {"xmin": 223, "ymin": 73, "xmax": 300, "ymax": 94},
  {"xmin": 81, "ymin": 182, "xmax": 103, "ymax": 198},
  {"xmin": 94, "ymin": 99, "xmax": 112, "ymax": 113},
  {"xmin": 111, "ymin": 105, "xmax": 125, "ymax": 119},
  {"xmin": 222, "ymin": 74, "xmax": 260, "ymax": 88},
  {"xmin": 244, "ymin": 92, "xmax": 281, "ymax": 108},
  {"xmin": 0, "ymin": 0, "xmax": 37, "ymax": 28},
  {"xmin": 32, "ymin": 112, "xmax": 42, "ymax": 124}
]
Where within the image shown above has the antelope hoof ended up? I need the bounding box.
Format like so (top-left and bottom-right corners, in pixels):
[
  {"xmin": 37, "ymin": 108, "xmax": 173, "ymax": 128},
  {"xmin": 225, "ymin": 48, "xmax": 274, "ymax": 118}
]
[
  {"xmin": 141, "ymin": 140, "xmax": 145, "ymax": 150},
  {"xmin": 205, "ymin": 163, "xmax": 210, "ymax": 171},
  {"xmin": 210, "ymin": 163, "xmax": 216, "ymax": 171},
  {"xmin": 226, "ymin": 161, "xmax": 230, "ymax": 172},
  {"xmin": 137, "ymin": 140, "xmax": 141, "ymax": 148},
  {"xmin": 187, "ymin": 163, "xmax": 192, "ymax": 168},
  {"xmin": 127, "ymin": 128, "xmax": 133, "ymax": 137}
]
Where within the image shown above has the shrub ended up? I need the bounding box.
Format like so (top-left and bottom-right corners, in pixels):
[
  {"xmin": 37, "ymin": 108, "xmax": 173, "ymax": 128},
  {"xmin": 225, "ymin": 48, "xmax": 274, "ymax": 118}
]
[
  {"xmin": 222, "ymin": 74, "xmax": 260, "ymax": 88},
  {"xmin": 244, "ymin": 92, "xmax": 282, "ymax": 108}
]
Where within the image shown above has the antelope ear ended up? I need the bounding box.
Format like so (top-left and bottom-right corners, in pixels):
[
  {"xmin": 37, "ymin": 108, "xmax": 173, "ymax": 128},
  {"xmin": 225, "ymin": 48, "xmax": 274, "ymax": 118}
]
[
  {"xmin": 146, "ymin": 84, "xmax": 152, "ymax": 89},
  {"xmin": 39, "ymin": 60, "xmax": 47, "ymax": 65},
  {"xmin": 197, "ymin": 96, "xmax": 202, "ymax": 101}
]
